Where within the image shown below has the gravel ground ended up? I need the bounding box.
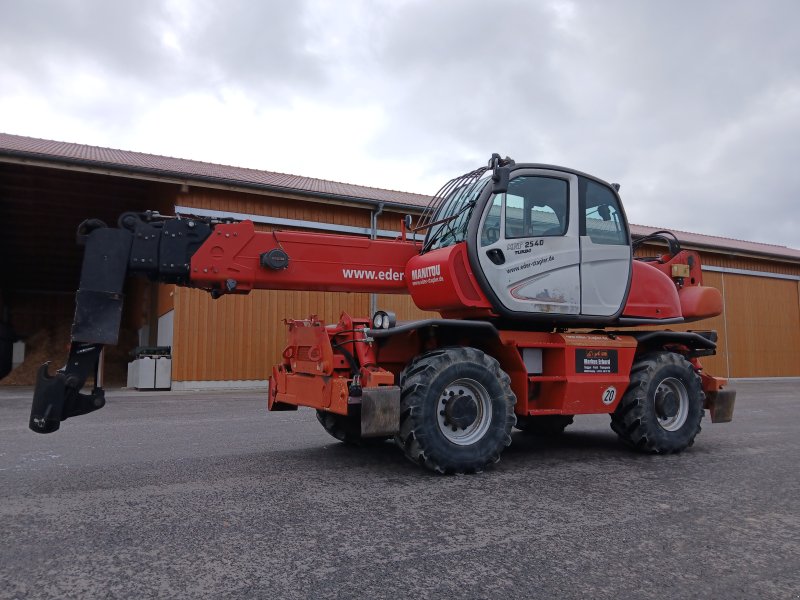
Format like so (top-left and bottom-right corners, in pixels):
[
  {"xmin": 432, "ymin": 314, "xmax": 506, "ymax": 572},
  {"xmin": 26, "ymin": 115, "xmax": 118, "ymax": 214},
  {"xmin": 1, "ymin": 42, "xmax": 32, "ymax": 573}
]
[{"xmin": 1, "ymin": 380, "xmax": 798, "ymax": 599}]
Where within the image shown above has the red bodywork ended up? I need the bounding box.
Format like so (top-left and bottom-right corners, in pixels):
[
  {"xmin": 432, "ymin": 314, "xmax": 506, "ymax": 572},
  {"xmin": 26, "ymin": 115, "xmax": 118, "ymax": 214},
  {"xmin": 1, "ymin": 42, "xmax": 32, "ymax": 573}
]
[
  {"xmin": 266, "ymin": 311, "xmax": 725, "ymax": 419},
  {"xmin": 187, "ymin": 222, "xmax": 727, "ymax": 419},
  {"xmin": 191, "ymin": 220, "xmax": 419, "ymax": 294},
  {"xmin": 189, "ymin": 224, "xmax": 722, "ymax": 324},
  {"xmin": 622, "ymin": 250, "xmax": 722, "ymax": 321},
  {"xmin": 405, "ymin": 244, "xmax": 495, "ymax": 318},
  {"xmin": 269, "ymin": 314, "xmax": 394, "ymax": 416}
]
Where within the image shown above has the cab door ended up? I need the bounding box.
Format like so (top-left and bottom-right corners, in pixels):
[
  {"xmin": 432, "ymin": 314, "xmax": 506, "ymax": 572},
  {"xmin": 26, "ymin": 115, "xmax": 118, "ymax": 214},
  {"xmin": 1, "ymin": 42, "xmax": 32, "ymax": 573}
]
[
  {"xmin": 579, "ymin": 179, "xmax": 631, "ymax": 316},
  {"xmin": 476, "ymin": 170, "xmax": 581, "ymax": 315}
]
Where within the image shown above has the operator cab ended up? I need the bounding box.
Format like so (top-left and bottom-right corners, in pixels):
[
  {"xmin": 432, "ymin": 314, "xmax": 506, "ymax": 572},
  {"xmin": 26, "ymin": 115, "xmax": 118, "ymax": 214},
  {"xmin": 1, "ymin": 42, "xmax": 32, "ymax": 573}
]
[{"xmin": 418, "ymin": 158, "xmax": 632, "ymax": 323}]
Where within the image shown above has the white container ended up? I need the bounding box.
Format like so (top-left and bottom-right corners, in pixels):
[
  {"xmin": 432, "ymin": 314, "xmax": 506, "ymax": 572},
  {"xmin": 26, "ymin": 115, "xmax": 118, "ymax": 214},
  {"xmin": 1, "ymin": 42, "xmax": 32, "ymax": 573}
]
[
  {"xmin": 127, "ymin": 360, "xmax": 138, "ymax": 388},
  {"xmin": 154, "ymin": 357, "xmax": 172, "ymax": 390},
  {"xmin": 127, "ymin": 356, "xmax": 172, "ymax": 390},
  {"xmin": 135, "ymin": 357, "xmax": 156, "ymax": 390},
  {"xmin": 12, "ymin": 341, "xmax": 25, "ymax": 369}
]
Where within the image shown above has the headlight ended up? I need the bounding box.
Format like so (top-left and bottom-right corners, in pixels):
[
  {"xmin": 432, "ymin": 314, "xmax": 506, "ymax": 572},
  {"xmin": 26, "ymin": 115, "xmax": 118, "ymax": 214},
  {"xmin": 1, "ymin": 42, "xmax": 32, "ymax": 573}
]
[{"xmin": 371, "ymin": 310, "xmax": 396, "ymax": 330}]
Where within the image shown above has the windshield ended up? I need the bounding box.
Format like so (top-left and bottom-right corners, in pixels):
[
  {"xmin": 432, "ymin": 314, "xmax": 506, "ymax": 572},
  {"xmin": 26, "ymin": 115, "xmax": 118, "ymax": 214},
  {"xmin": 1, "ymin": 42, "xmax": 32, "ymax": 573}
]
[{"xmin": 423, "ymin": 173, "xmax": 491, "ymax": 252}]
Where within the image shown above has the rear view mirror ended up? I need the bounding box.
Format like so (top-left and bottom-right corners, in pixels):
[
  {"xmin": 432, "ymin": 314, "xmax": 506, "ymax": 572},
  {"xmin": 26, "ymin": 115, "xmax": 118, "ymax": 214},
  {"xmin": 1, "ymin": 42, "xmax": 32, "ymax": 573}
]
[
  {"xmin": 488, "ymin": 153, "xmax": 515, "ymax": 194},
  {"xmin": 492, "ymin": 168, "xmax": 509, "ymax": 194}
]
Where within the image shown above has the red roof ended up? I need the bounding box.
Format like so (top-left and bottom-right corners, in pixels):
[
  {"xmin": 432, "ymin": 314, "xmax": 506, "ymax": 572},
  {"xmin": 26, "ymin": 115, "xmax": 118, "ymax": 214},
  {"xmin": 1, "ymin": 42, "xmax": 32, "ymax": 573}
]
[
  {"xmin": 629, "ymin": 224, "xmax": 800, "ymax": 261},
  {"xmin": 0, "ymin": 132, "xmax": 430, "ymax": 208},
  {"xmin": 1, "ymin": 132, "xmax": 798, "ymax": 261}
]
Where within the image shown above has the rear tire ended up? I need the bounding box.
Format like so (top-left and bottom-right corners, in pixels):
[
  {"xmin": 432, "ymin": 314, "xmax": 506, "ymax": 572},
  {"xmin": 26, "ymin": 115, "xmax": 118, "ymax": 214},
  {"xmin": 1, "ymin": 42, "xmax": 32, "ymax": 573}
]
[
  {"xmin": 515, "ymin": 415, "xmax": 574, "ymax": 435},
  {"xmin": 396, "ymin": 347, "xmax": 516, "ymax": 474},
  {"xmin": 611, "ymin": 352, "xmax": 704, "ymax": 453},
  {"xmin": 315, "ymin": 410, "xmax": 388, "ymax": 446}
]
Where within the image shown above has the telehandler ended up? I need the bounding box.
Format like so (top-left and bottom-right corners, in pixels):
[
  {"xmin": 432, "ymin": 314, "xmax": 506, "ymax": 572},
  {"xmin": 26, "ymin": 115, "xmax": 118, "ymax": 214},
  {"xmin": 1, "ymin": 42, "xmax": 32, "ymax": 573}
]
[{"xmin": 30, "ymin": 155, "xmax": 735, "ymax": 473}]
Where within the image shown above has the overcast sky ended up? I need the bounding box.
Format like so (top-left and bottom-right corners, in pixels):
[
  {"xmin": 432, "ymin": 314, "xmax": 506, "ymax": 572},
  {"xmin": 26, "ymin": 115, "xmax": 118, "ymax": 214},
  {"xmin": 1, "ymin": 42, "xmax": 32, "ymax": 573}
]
[{"xmin": 1, "ymin": 0, "xmax": 798, "ymax": 248}]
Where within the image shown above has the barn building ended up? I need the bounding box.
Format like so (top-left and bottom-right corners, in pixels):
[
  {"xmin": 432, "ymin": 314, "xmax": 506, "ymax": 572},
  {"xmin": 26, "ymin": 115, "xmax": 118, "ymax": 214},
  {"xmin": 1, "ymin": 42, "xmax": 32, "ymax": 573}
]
[{"xmin": 1, "ymin": 132, "xmax": 798, "ymax": 387}]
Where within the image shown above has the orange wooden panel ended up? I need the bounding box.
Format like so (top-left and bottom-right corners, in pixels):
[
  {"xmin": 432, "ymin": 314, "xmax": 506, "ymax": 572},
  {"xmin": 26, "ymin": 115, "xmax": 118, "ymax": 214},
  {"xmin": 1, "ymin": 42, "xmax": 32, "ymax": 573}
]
[
  {"xmin": 374, "ymin": 294, "xmax": 438, "ymax": 321},
  {"xmin": 636, "ymin": 244, "xmax": 800, "ymax": 277},
  {"xmin": 172, "ymin": 287, "xmax": 369, "ymax": 382},
  {"xmin": 123, "ymin": 278, "xmax": 150, "ymax": 331},
  {"xmin": 157, "ymin": 284, "xmax": 175, "ymax": 316},
  {"xmin": 629, "ymin": 271, "xmax": 729, "ymax": 377},
  {"xmin": 720, "ymin": 273, "xmax": 800, "ymax": 377},
  {"xmin": 178, "ymin": 188, "xmax": 372, "ymax": 228},
  {"xmin": 168, "ymin": 190, "xmax": 800, "ymax": 381}
]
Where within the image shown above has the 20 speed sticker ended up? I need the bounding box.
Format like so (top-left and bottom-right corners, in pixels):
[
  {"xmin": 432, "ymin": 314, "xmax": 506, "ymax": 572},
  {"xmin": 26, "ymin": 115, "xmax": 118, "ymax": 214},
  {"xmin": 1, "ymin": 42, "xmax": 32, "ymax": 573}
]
[{"xmin": 602, "ymin": 386, "xmax": 617, "ymax": 405}]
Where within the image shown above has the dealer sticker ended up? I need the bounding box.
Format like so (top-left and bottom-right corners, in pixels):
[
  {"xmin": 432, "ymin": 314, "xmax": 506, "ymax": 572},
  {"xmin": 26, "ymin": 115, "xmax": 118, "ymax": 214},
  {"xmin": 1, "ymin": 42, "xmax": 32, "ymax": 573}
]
[{"xmin": 575, "ymin": 349, "xmax": 618, "ymax": 374}]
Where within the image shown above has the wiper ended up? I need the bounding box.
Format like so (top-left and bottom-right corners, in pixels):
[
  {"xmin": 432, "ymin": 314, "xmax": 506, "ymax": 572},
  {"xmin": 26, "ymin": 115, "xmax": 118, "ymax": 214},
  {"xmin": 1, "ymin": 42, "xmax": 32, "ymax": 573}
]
[{"xmin": 421, "ymin": 200, "xmax": 475, "ymax": 253}]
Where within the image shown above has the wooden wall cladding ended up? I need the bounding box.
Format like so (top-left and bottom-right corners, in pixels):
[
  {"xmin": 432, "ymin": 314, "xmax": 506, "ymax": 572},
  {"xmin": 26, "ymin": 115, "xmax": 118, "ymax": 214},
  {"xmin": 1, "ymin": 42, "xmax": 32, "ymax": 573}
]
[
  {"xmin": 171, "ymin": 270, "xmax": 800, "ymax": 381},
  {"xmin": 720, "ymin": 274, "xmax": 800, "ymax": 377},
  {"xmin": 177, "ymin": 188, "xmax": 373, "ymax": 228},
  {"xmin": 172, "ymin": 287, "xmax": 370, "ymax": 382},
  {"xmin": 636, "ymin": 244, "xmax": 800, "ymax": 277},
  {"xmin": 170, "ymin": 187, "xmax": 433, "ymax": 381},
  {"xmin": 169, "ymin": 187, "xmax": 799, "ymax": 381},
  {"xmin": 632, "ymin": 271, "xmax": 800, "ymax": 377},
  {"xmin": 630, "ymin": 271, "xmax": 728, "ymax": 377},
  {"xmin": 157, "ymin": 284, "xmax": 175, "ymax": 317},
  {"xmin": 374, "ymin": 294, "xmax": 438, "ymax": 321}
]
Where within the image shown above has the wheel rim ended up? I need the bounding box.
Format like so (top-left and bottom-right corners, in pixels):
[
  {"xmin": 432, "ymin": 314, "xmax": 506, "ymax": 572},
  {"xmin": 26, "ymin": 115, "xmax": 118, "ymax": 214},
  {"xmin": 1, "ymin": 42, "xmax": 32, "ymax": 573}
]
[
  {"xmin": 654, "ymin": 377, "xmax": 689, "ymax": 432},
  {"xmin": 436, "ymin": 378, "xmax": 493, "ymax": 445}
]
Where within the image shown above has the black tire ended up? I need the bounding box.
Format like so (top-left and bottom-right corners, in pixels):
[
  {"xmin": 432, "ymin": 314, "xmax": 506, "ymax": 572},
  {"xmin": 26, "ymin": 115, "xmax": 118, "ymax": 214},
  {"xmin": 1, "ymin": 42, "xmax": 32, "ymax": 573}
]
[
  {"xmin": 515, "ymin": 415, "xmax": 574, "ymax": 435},
  {"xmin": 395, "ymin": 347, "xmax": 516, "ymax": 474},
  {"xmin": 315, "ymin": 410, "xmax": 389, "ymax": 446},
  {"xmin": 611, "ymin": 351, "xmax": 704, "ymax": 454}
]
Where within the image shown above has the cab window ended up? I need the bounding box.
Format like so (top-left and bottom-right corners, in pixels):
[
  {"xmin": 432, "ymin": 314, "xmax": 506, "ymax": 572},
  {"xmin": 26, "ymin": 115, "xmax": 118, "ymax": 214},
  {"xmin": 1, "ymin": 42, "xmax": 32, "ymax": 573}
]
[
  {"xmin": 583, "ymin": 180, "xmax": 628, "ymax": 245},
  {"xmin": 480, "ymin": 194, "xmax": 503, "ymax": 246},
  {"xmin": 504, "ymin": 176, "xmax": 568, "ymax": 239}
]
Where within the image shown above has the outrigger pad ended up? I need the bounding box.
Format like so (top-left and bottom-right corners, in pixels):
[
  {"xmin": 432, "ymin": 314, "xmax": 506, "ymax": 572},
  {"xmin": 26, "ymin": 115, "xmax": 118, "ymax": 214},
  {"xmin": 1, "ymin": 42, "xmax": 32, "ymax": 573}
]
[
  {"xmin": 30, "ymin": 362, "xmax": 107, "ymax": 434},
  {"xmin": 30, "ymin": 363, "xmax": 67, "ymax": 433}
]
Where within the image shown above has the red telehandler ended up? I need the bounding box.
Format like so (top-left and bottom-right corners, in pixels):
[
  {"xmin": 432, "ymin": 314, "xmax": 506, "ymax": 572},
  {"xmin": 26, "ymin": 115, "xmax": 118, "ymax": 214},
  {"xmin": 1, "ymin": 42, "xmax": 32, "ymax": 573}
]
[{"xmin": 29, "ymin": 155, "xmax": 735, "ymax": 473}]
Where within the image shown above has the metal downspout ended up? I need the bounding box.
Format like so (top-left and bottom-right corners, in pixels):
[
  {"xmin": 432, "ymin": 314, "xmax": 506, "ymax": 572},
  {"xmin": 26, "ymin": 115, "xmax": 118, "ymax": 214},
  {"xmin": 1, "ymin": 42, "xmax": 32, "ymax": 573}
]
[{"xmin": 369, "ymin": 202, "xmax": 385, "ymax": 316}]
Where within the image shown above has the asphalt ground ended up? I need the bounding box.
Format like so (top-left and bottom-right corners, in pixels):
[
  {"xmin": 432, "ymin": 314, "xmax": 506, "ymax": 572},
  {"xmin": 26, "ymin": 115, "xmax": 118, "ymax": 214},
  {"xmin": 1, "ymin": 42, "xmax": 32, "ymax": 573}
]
[{"xmin": 1, "ymin": 380, "xmax": 798, "ymax": 599}]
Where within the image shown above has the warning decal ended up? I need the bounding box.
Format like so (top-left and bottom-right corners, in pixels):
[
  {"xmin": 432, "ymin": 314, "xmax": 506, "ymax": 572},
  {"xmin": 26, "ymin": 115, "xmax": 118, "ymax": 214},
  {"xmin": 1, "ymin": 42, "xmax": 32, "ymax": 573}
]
[{"xmin": 575, "ymin": 349, "xmax": 618, "ymax": 374}]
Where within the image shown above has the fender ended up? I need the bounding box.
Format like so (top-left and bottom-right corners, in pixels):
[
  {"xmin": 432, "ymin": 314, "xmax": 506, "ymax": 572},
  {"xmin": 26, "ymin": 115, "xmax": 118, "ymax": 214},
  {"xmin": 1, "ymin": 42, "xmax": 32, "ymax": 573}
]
[{"xmin": 619, "ymin": 330, "xmax": 718, "ymax": 357}]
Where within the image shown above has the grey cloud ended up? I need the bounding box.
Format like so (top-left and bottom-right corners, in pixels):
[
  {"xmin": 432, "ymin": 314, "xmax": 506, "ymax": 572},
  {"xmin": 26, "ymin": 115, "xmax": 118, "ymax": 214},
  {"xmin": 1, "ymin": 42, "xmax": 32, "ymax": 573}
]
[
  {"xmin": 0, "ymin": 0, "xmax": 325, "ymax": 99},
  {"xmin": 0, "ymin": 0, "xmax": 797, "ymax": 247},
  {"xmin": 177, "ymin": 0, "xmax": 326, "ymax": 95},
  {"xmin": 0, "ymin": 0, "xmax": 169, "ymax": 82},
  {"xmin": 361, "ymin": 0, "xmax": 800, "ymax": 247},
  {"xmin": 373, "ymin": 1, "xmax": 568, "ymax": 156}
]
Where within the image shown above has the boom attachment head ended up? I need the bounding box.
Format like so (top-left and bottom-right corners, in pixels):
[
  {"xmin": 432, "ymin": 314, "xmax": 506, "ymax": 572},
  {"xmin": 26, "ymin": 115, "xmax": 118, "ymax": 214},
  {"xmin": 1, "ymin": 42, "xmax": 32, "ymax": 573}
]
[
  {"xmin": 29, "ymin": 214, "xmax": 213, "ymax": 433},
  {"xmin": 30, "ymin": 346, "xmax": 106, "ymax": 433},
  {"xmin": 29, "ymin": 222, "xmax": 134, "ymax": 432}
]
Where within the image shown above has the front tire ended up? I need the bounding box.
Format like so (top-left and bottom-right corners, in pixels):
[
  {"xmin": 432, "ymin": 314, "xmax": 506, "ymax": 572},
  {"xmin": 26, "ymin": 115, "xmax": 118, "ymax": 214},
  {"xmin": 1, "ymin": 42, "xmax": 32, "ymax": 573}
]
[
  {"xmin": 396, "ymin": 347, "xmax": 516, "ymax": 474},
  {"xmin": 611, "ymin": 352, "xmax": 704, "ymax": 454}
]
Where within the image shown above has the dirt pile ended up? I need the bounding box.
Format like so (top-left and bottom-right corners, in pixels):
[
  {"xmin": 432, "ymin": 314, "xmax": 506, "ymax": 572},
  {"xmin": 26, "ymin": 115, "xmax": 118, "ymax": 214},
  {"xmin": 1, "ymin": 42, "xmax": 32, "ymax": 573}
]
[
  {"xmin": 0, "ymin": 323, "xmax": 72, "ymax": 386},
  {"xmin": 0, "ymin": 322, "xmax": 137, "ymax": 387}
]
